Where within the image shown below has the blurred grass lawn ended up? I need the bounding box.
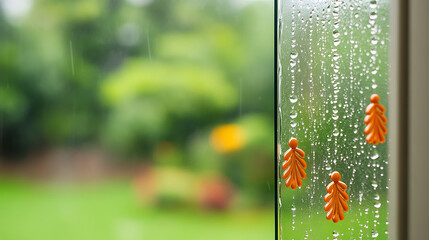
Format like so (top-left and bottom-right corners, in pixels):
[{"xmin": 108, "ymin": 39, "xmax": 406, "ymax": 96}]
[{"xmin": 0, "ymin": 179, "xmax": 273, "ymax": 240}]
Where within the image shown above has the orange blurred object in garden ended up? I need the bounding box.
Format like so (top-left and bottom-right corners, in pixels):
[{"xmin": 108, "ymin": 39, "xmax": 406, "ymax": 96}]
[{"xmin": 210, "ymin": 124, "xmax": 246, "ymax": 153}]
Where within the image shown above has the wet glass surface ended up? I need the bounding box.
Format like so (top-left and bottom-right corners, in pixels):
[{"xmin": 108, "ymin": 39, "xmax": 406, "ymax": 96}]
[{"xmin": 277, "ymin": 0, "xmax": 390, "ymax": 238}]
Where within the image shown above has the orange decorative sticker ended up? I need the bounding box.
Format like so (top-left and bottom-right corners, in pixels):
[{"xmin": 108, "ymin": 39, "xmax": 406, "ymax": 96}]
[
  {"xmin": 282, "ymin": 138, "xmax": 306, "ymax": 190},
  {"xmin": 324, "ymin": 171, "xmax": 349, "ymax": 223},
  {"xmin": 364, "ymin": 94, "xmax": 387, "ymax": 145}
]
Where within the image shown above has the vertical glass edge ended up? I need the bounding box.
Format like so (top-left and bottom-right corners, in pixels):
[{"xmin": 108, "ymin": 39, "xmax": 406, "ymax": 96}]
[{"xmin": 274, "ymin": 0, "xmax": 279, "ymax": 239}]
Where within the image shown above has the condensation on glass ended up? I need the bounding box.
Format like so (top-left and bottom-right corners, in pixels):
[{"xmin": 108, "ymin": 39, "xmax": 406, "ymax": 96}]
[{"xmin": 277, "ymin": 0, "xmax": 390, "ymax": 239}]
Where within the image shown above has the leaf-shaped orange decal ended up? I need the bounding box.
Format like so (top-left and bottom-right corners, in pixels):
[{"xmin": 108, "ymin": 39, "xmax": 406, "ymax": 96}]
[
  {"xmin": 282, "ymin": 138, "xmax": 306, "ymax": 190},
  {"xmin": 324, "ymin": 171, "xmax": 349, "ymax": 223},
  {"xmin": 364, "ymin": 94, "xmax": 387, "ymax": 145}
]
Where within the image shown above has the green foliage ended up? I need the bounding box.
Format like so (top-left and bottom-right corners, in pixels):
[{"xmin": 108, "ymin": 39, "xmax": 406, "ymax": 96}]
[
  {"xmin": 101, "ymin": 60, "xmax": 237, "ymax": 114},
  {"xmin": 100, "ymin": 59, "xmax": 238, "ymax": 153},
  {"xmin": 0, "ymin": 0, "xmax": 273, "ymax": 156}
]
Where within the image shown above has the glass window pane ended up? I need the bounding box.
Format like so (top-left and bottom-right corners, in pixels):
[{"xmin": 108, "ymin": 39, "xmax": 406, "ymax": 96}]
[{"xmin": 277, "ymin": 0, "xmax": 390, "ymax": 238}]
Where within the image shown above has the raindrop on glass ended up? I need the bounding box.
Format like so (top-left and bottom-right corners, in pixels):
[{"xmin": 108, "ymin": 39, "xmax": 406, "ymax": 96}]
[
  {"xmin": 372, "ymin": 180, "xmax": 378, "ymax": 189},
  {"xmin": 370, "ymin": 0, "xmax": 377, "ymax": 8},
  {"xmin": 290, "ymin": 109, "xmax": 298, "ymax": 119},
  {"xmin": 326, "ymin": 164, "xmax": 332, "ymax": 171},
  {"xmin": 290, "ymin": 50, "xmax": 298, "ymax": 59},
  {"xmin": 372, "ymin": 229, "xmax": 379, "ymax": 238},
  {"xmin": 333, "ymin": 53, "xmax": 340, "ymax": 61},
  {"xmin": 334, "ymin": 39, "xmax": 341, "ymax": 46},
  {"xmin": 374, "ymin": 194, "xmax": 380, "ymax": 201},
  {"xmin": 333, "ymin": 128, "xmax": 340, "ymax": 136},
  {"xmin": 333, "ymin": 29, "xmax": 340, "ymax": 38},
  {"xmin": 371, "ymin": 151, "xmax": 379, "ymax": 160}
]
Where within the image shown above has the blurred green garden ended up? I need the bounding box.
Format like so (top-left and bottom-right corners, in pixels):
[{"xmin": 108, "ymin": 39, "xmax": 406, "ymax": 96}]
[{"xmin": 0, "ymin": 0, "xmax": 274, "ymax": 239}]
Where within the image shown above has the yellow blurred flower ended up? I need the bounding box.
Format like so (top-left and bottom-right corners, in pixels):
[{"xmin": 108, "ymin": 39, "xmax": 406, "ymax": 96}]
[{"xmin": 210, "ymin": 124, "xmax": 246, "ymax": 153}]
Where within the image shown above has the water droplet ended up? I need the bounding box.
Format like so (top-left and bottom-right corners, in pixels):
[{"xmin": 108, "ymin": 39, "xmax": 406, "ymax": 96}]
[
  {"xmin": 290, "ymin": 50, "xmax": 298, "ymax": 59},
  {"xmin": 333, "ymin": 128, "xmax": 340, "ymax": 136},
  {"xmin": 374, "ymin": 202, "xmax": 382, "ymax": 208},
  {"xmin": 374, "ymin": 194, "xmax": 380, "ymax": 201},
  {"xmin": 372, "ymin": 229, "xmax": 379, "ymax": 238},
  {"xmin": 333, "ymin": 231, "xmax": 339, "ymax": 237},
  {"xmin": 333, "ymin": 53, "xmax": 340, "ymax": 61},
  {"xmin": 334, "ymin": 22, "xmax": 339, "ymax": 29},
  {"xmin": 372, "ymin": 180, "xmax": 378, "ymax": 189},
  {"xmin": 332, "ymin": 114, "xmax": 339, "ymax": 120},
  {"xmin": 334, "ymin": 39, "xmax": 341, "ymax": 46},
  {"xmin": 372, "ymin": 83, "xmax": 378, "ymax": 89},
  {"xmin": 290, "ymin": 95, "xmax": 298, "ymax": 103},
  {"xmin": 290, "ymin": 109, "xmax": 298, "ymax": 119},
  {"xmin": 290, "ymin": 59, "xmax": 296, "ymax": 67},
  {"xmin": 333, "ymin": 29, "xmax": 340, "ymax": 38},
  {"xmin": 371, "ymin": 151, "xmax": 379, "ymax": 160}
]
